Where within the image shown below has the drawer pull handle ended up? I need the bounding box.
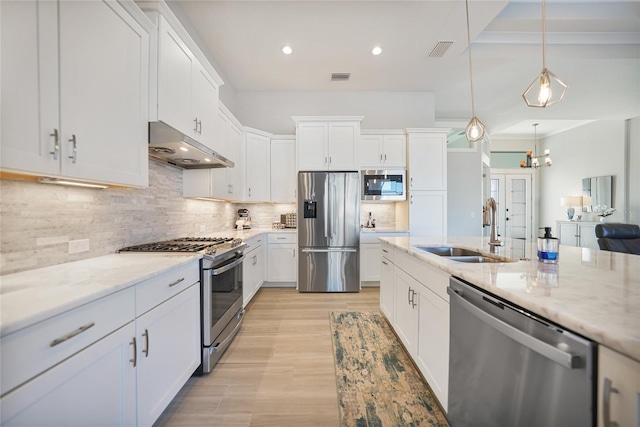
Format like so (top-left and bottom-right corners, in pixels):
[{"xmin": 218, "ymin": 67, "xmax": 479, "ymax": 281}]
[
  {"xmin": 603, "ymin": 377, "xmax": 619, "ymax": 427},
  {"xmin": 382, "ymin": 261, "xmax": 388, "ymax": 265},
  {"xmin": 382, "ymin": 249, "xmax": 389, "ymax": 253},
  {"xmin": 50, "ymin": 129, "xmax": 59, "ymax": 159},
  {"xmin": 50, "ymin": 322, "xmax": 95, "ymax": 347},
  {"xmin": 130, "ymin": 337, "xmax": 137, "ymax": 367},
  {"xmin": 168, "ymin": 277, "xmax": 184, "ymax": 287},
  {"xmin": 142, "ymin": 329, "xmax": 150, "ymax": 357},
  {"xmin": 277, "ymin": 237, "xmax": 286, "ymax": 240}
]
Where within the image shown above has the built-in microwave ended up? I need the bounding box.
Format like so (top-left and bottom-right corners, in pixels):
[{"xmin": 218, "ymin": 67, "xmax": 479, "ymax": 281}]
[{"xmin": 361, "ymin": 169, "xmax": 406, "ymax": 201}]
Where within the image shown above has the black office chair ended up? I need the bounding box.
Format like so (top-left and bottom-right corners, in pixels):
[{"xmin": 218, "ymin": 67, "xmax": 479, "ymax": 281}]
[{"xmin": 594, "ymin": 223, "xmax": 640, "ymax": 255}]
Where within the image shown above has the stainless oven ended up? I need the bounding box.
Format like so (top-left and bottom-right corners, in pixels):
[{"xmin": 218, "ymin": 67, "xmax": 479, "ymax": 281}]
[
  {"xmin": 118, "ymin": 236, "xmax": 246, "ymax": 375},
  {"xmin": 200, "ymin": 250, "xmax": 245, "ymax": 373},
  {"xmin": 361, "ymin": 169, "xmax": 406, "ymax": 201}
]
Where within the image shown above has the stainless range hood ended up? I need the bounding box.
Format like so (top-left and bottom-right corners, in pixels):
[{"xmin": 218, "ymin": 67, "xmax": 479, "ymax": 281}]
[{"xmin": 148, "ymin": 121, "xmax": 234, "ymax": 169}]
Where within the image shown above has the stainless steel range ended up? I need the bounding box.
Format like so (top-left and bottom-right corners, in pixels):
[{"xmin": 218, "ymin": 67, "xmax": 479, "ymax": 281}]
[{"xmin": 119, "ymin": 236, "xmax": 246, "ymax": 374}]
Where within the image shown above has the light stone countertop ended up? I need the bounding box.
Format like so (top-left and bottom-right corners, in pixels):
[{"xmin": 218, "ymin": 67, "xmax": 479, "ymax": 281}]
[
  {"xmin": 0, "ymin": 253, "xmax": 200, "ymax": 337},
  {"xmin": 380, "ymin": 235, "xmax": 640, "ymax": 362},
  {"xmin": 0, "ymin": 229, "xmax": 295, "ymax": 337}
]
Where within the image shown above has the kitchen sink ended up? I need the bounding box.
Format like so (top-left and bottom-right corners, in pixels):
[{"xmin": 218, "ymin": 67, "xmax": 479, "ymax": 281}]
[
  {"xmin": 416, "ymin": 246, "xmax": 517, "ymax": 263},
  {"xmin": 447, "ymin": 256, "xmax": 507, "ymax": 263},
  {"xmin": 416, "ymin": 246, "xmax": 484, "ymax": 257}
]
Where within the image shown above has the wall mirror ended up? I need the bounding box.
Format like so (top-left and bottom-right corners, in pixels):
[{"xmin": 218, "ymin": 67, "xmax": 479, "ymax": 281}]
[{"xmin": 582, "ymin": 175, "xmax": 613, "ymax": 212}]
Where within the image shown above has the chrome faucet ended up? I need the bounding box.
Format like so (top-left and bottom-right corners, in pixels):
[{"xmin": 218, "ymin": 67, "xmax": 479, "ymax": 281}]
[{"xmin": 483, "ymin": 197, "xmax": 504, "ymax": 254}]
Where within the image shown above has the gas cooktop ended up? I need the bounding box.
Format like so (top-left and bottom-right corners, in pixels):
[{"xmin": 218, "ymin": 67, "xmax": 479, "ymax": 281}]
[{"xmin": 118, "ymin": 237, "xmax": 244, "ymax": 258}]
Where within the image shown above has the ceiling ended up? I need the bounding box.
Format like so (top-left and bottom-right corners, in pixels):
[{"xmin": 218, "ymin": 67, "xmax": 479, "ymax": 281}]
[{"xmin": 168, "ymin": 0, "xmax": 640, "ymax": 138}]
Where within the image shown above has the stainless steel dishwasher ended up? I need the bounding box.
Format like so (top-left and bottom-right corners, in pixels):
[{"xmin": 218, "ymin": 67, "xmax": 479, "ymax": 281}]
[{"xmin": 447, "ymin": 277, "xmax": 596, "ymax": 427}]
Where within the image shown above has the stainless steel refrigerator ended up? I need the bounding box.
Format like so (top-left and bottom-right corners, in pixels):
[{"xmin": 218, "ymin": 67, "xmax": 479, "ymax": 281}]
[{"xmin": 297, "ymin": 171, "xmax": 360, "ymax": 292}]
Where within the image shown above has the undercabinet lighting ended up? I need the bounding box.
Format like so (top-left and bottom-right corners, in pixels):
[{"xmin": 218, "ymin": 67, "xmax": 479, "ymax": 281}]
[
  {"xmin": 372, "ymin": 46, "xmax": 382, "ymax": 56},
  {"xmin": 179, "ymin": 146, "xmax": 189, "ymax": 152},
  {"xmin": 282, "ymin": 45, "xmax": 293, "ymax": 55},
  {"xmin": 204, "ymin": 158, "xmax": 211, "ymax": 162},
  {"xmin": 39, "ymin": 177, "xmax": 108, "ymax": 189}
]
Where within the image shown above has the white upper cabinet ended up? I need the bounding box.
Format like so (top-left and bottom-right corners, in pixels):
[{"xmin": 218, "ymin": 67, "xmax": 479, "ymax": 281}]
[
  {"xmin": 270, "ymin": 137, "xmax": 297, "ymax": 203},
  {"xmin": 156, "ymin": 16, "xmax": 194, "ymax": 138},
  {"xmin": 407, "ymin": 129, "xmax": 448, "ymax": 191},
  {"xmin": 183, "ymin": 105, "xmax": 242, "ymax": 201},
  {"xmin": 142, "ymin": 2, "xmax": 224, "ymax": 154},
  {"xmin": 244, "ymin": 129, "xmax": 271, "ymax": 202},
  {"xmin": 294, "ymin": 117, "xmax": 363, "ymax": 171},
  {"xmin": 1, "ymin": 0, "xmax": 151, "ymax": 187},
  {"xmin": 359, "ymin": 132, "xmax": 406, "ymax": 169}
]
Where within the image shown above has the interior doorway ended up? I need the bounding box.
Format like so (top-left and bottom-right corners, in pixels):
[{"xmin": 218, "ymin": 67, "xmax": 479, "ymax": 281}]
[{"xmin": 490, "ymin": 171, "xmax": 533, "ymax": 259}]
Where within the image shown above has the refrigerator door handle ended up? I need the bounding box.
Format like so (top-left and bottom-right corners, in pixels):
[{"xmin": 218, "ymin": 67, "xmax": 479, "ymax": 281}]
[
  {"xmin": 301, "ymin": 248, "xmax": 358, "ymax": 253},
  {"xmin": 324, "ymin": 177, "xmax": 329, "ymax": 238}
]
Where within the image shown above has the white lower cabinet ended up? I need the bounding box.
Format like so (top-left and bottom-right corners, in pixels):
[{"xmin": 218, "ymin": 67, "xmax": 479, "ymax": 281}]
[
  {"xmin": 267, "ymin": 233, "xmax": 297, "ymax": 283},
  {"xmin": 360, "ymin": 231, "xmax": 410, "ymax": 284},
  {"xmin": 382, "ymin": 243, "xmax": 450, "ymax": 411},
  {"xmin": 597, "ymin": 346, "xmax": 640, "ymax": 427},
  {"xmin": 394, "ymin": 269, "xmax": 420, "ymax": 356},
  {"xmin": 380, "ymin": 244, "xmax": 395, "ymax": 322},
  {"xmin": 415, "ymin": 270, "xmax": 450, "ymax": 411},
  {"xmin": 0, "ymin": 261, "xmax": 201, "ymax": 427},
  {"xmin": 135, "ymin": 283, "xmax": 200, "ymax": 427},
  {"xmin": 1, "ymin": 322, "xmax": 137, "ymax": 426},
  {"xmin": 243, "ymin": 235, "xmax": 265, "ymax": 306}
]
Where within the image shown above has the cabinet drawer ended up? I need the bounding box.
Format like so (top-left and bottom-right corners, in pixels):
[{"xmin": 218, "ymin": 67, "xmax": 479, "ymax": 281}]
[
  {"xmin": 395, "ymin": 251, "xmax": 449, "ymax": 301},
  {"xmin": 380, "ymin": 242, "xmax": 396, "ymax": 264},
  {"xmin": 244, "ymin": 235, "xmax": 264, "ymax": 252},
  {"xmin": 1, "ymin": 287, "xmax": 135, "ymax": 395},
  {"xmin": 268, "ymin": 233, "xmax": 297, "ymax": 244},
  {"xmin": 136, "ymin": 261, "xmax": 199, "ymax": 316}
]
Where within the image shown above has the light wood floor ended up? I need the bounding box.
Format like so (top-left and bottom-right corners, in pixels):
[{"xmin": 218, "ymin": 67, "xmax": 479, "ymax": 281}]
[{"xmin": 154, "ymin": 287, "xmax": 380, "ymax": 427}]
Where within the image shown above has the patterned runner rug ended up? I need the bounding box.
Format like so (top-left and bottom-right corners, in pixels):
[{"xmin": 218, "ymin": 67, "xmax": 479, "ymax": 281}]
[{"xmin": 329, "ymin": 311, "xmax": 450, "ymax": 427}]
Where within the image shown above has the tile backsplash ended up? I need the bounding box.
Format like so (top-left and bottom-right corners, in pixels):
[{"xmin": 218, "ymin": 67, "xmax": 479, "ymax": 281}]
[
  {"xmin": 0, "ymin": 161, "xmax": 397, "ymax": 274},
  {"xmin": 0, "ymin": 162, "xmax": 236, "ymax": 274}
]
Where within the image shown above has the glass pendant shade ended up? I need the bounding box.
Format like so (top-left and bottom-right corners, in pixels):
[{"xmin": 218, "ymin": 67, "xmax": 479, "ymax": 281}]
[
  {"xmin": 523, "ymin": 68, "xmax": 568, "ymax": 108},
  {"xmin": 465, "ymin": 116, "xmax": 486, "ymax": 142}
]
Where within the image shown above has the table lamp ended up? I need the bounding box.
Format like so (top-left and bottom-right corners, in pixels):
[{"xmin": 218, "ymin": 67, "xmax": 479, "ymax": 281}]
[{"xmin": 560, "ymin": 196, "xmax": 582, "ymax": 220}]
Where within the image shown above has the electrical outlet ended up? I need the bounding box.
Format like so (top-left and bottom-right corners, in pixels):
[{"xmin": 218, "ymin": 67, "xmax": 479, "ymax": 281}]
[
  {"xmin": 69, "ymin": 239, "xmax": 90, "ymax": 254},
  {"xmin": 470, "ymin": 212, "xmax": 476, "ymax": 218}
]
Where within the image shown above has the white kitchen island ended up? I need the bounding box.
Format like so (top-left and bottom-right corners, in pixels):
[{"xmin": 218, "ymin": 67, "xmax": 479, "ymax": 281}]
[{"xmin": 379, "ymin": 235, "xmax": 640, "ymax": 425}]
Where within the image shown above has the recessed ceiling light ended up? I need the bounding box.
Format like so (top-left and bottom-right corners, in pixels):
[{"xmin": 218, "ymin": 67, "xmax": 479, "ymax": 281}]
[
  {"xmin": 372, "ymin": 46, "xmax": 382, "ymax": 56},
  {"xmin": 179, "ymin": 146, "xmax": 189, "ymax": 152},
  {"xmin": 282, "ymin": 45, "xmax": 293, "ymax": 55}
]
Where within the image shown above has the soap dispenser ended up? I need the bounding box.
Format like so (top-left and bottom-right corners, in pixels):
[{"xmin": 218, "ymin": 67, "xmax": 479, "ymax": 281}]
[{"xmin": 537, "ymin": 227, "xmax": 559, "ymax": 263}]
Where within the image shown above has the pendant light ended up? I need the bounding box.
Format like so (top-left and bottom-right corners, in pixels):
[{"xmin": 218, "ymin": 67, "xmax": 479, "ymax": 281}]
[
  {"xmin": 520, "ymin": 123, "xmax": 552, "ymax": 168},
  {"xmin": 522, "ymin": 0, "xmax": 568, "ymax": 108},
  {"xmin": 464, "ymin": 0, "xmax": 485, "ymax": 142}
]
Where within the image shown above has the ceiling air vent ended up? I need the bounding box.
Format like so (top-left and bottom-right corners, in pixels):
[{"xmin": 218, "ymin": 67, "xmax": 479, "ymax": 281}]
[
  {"xmin": 331, "ymin": 73, "xmax": 351, "ymax": 82},
  {"xmin": 428, "ymin": 41, "xmax": 453, "ymax": 58}
]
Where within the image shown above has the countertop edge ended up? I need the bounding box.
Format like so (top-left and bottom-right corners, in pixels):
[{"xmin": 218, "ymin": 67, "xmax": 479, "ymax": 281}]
[{"xmin": 380, "ymin": 237, "xmax": 640, "ymax": 363}]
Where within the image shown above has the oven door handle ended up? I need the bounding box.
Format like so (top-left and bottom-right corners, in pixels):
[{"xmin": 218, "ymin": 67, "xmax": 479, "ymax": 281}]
[{"xmin": 211, "ymin": 254, "xmax": 245, "ymax": 276}]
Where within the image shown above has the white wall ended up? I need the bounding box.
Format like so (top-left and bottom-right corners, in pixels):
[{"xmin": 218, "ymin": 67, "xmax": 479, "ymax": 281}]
[
  {"xmin": 447, "ymin": 149, "xmax": 483, "ymax": 236},
  {"xmin": 538, "ymin": 120, "xmax": 627, "ymax": 232},
  {"xmin": 627, "ymin": 116, "xmax": 640, "ymax": 225},
  {"xmin": 234, "ymin": 91, "xmax": 435, "ymax": 135}
]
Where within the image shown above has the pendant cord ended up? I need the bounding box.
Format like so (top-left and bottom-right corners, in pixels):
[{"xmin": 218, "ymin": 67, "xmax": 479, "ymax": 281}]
[
  {"xmin": 465, "ymin": 0, "xmax": 476, "ymax": 116},
  {"xmin": 541, "ymin": 0, "xmax": 547, "ymax": 70}
]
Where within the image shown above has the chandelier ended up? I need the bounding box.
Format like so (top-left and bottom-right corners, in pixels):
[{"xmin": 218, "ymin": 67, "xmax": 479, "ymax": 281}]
[{"xmin": 520, "ymin": 123, "xmax": 552, "ymax": 168}]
